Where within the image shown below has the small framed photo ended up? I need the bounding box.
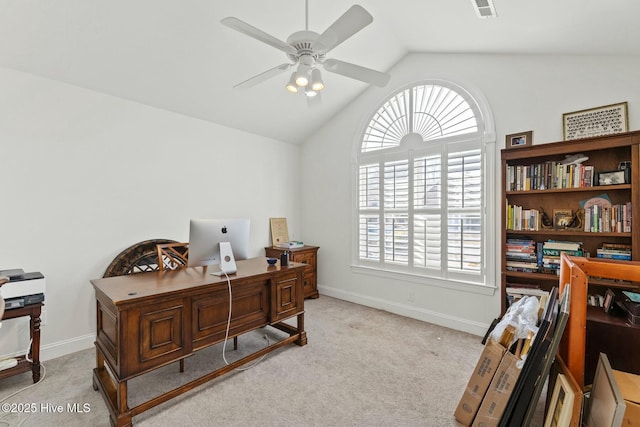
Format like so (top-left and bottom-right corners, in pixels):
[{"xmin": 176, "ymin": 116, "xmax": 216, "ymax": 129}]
[
  {"xmin": 596, "ymin": 169, "xmax": 630, "ymax": 186},
  {"xmin": 603, "ymin": 289, "xmax": 616, "ymax": 313},
  {"xmin": 553, "ymin": 209, "xmax": 573, "ymax": 230},
  {"xmin": 506, "ymin": 130, "xmax": 533, "ymax": 149}
]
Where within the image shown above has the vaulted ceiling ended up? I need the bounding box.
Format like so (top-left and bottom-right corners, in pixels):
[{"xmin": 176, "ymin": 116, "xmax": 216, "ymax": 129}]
[{"xmin": 1, "ymin": 0, "xmax": 639, "ymax": 144}]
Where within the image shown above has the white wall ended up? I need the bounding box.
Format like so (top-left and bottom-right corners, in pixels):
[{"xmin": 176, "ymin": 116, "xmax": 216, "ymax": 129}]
[
  {"xmin": 4, "ymin": 52, "xmax": 640, "ymax": 361},
  {"xmin": 300, "ymin": 52, "xmax": 640, "ymax": 336},
  {"xmin": 0, "ymin": 67, "xmax": 301, "ymax": 360}
]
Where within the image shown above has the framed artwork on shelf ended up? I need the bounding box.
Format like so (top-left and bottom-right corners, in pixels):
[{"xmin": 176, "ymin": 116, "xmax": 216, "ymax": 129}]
[
  {"xmin": 563, "ymin": 102, "xmax": 628, "ymax": 140},
  {"xmin": 596, "ymin": 168, "xmax": 630, "ymax": 186},
  {"xmin": 603, "ymin": 289, "xmax": 616, "ymax": 313},
  {"xmin": 553, "ymin": 209, "xmax": 573, "ymax": 230},
  {"xmin": 506, "ymin": 130, "xmax": 533, "ymax": 149}
]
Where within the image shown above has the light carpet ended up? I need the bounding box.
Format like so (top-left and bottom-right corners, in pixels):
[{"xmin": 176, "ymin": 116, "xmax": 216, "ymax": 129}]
[{"xmin": 0, "ymin": 296, "xmax": 545, "ymax": 426}]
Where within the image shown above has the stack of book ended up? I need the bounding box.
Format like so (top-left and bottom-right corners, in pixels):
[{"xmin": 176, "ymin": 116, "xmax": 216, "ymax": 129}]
[
  {"xmin": 584, "ymin": 201, "xmax": 631, "ymax": 233},
  {"xmin": 505, "ymin": 204, "xmax": 540, "ymax": 231},
  {"xmin": 505, "ymin": 161, "xmax": 594, "ymax": 191},
  {"xmin": 596, "ymin": 243, "xmax": 632, "ymax": 260},
  {"xmin": 505, "ymin": 238, "xmax": 538, "ymax": 272},
  {"xmin": 540, "ymin": 240, "xmax": 583, "ymax": 274},
  {"xmin": 277, "ymin": 241, "xmax": 304, "ymax": 249}
]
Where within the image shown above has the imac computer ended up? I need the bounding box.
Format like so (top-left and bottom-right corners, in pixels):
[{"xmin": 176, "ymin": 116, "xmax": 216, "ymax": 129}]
[{"xmin": 188, "ymin": 218, "xmax": 250, "ymax": 273}]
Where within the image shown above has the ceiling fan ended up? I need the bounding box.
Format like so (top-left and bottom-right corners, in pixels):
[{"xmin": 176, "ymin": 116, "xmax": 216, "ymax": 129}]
[{"xmin": 221, "ymin": 2, "xmax": 391, "ymax": 99}]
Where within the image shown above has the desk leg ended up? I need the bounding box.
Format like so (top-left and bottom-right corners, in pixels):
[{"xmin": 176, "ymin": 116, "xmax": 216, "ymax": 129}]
[
  {"xmin": 93, "ymin": 348, "xmax": 133, "ymax": 427},
  {"xmin": 295, "ymin": 312, "xmax": 307, "ymax": 346},
  {"xmin": 29, "ymin": 311, "xmax": 41, "ymax": 383},
  {"xmin": 116, "ymin": 381, "xmax": 132, "ymax": 427}
]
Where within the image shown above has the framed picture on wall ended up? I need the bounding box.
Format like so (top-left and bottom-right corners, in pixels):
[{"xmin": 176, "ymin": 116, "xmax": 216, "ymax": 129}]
[
  {"xmin": 563, "ymin": 102, "xmax": 628, "ymax": 140},
  {"xmin": 506, "ymin": 131, "xmax": 533, "ymax": 149}
]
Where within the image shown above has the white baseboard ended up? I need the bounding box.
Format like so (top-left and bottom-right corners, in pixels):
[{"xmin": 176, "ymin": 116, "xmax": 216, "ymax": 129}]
[
  {"xmin": 1, "ymin": 333, "xmax": 95, "ymax": 363},
  {"xmin": 40, "ymin": 333, "xmax": 96, "ymax": 361},
  {"xmin": 318, "ymin": 285, "xmax": 489, "ymax": 337}
]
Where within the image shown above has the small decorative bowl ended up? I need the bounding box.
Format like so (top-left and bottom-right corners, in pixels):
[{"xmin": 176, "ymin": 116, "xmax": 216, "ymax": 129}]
[{"xmin": 266, "ymin": 257, "xmax": 278, "ymax": 266}]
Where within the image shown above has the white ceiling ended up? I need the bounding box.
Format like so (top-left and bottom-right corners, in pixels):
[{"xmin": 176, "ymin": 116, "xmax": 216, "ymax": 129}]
[{"xmin": 1, "ymin": 0, "xmax": 639, "ymax": 144}]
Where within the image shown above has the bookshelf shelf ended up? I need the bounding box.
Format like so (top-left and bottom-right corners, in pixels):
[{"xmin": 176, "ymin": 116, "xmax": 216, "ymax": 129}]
[
  {"xmin": 506, "ymin": 229, "xmax": 631, "ymax": 237},
  {"xmin": 506, "ymin": 183, "xmax": 632, "ymax": 195}
]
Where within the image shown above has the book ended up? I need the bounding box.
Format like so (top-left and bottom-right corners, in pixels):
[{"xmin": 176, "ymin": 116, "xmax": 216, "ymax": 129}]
[
  {"xmin": 543, "ymin": 240, "xmax": 582, "ymax": 251},
  {"xmin": 278, "ymin": 241, "xmax": 304, "ymax": 249}
]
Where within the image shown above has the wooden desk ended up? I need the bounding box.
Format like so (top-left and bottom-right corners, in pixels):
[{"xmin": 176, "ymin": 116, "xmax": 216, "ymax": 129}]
[
  {"xmin": 0, "ymin": 303, "xmax": 42, "ymax": 383},
  {"xmin": 90, "ymin": 257, "xmax": 307, "ymax": 427}
]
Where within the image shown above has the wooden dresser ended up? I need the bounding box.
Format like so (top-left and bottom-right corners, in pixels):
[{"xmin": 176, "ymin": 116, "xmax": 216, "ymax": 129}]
[{"xmin": 265, "ymin": 245, "xmax": 319, "ymax": 299}]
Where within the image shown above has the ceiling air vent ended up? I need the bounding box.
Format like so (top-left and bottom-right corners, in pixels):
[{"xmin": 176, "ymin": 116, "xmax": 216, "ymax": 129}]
[{"xmin": 470, "ymin": 0, "xmax": 497, "ymax": 18}]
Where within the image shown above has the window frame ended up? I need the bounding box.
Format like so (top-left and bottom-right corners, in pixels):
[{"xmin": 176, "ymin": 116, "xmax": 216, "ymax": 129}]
[{"xmin": 351, "ymin": 80, "xmax": 496, "ymax": 293}]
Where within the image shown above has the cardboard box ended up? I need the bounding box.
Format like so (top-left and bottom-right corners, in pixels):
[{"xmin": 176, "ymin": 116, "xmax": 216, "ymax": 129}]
[
  {"xmin": 454, "ymin": 339, "xmax": 507, "ymax": 426},
  {"xmin": 612, "ymin": 370, "xmax": 640, "ymax": 427},
  {"xmin": 472, "ymin": 351, "xmax": 522, "ymax": 427}
]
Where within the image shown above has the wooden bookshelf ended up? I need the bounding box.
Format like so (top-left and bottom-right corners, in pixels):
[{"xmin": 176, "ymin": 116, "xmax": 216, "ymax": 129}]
[
  {"xmin": 501, "ymin": 131, "xmax": 640, "ymax": 314},
  {"xmin": 501, "ymin": 131, "xmax": 640, "ymax": 398}
]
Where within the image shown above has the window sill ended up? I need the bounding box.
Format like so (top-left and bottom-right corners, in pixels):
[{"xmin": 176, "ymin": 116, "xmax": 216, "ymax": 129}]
[{"xmin": 350, "ymin": 264, "xmax": 497, "ymax": 296}]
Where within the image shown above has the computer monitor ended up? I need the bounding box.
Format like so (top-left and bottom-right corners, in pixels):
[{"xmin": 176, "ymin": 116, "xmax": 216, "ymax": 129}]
[{"xmin": 188, "ymin": 218, "xmax": 250, "ymax": 268}]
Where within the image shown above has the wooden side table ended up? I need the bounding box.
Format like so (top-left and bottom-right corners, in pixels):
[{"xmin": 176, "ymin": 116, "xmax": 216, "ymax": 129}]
[
  {"xmin": 265, "ymin": 245, "xmax": 319, "ymax": 299},
  {"xmin": 0, "ymin": 303, "xmax": 42, "ymax": 383}
]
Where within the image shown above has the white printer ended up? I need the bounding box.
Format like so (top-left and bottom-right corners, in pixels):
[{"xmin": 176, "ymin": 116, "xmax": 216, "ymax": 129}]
[{"xmin": 0, "ymin": 269, "xmax": 46, "ymax": 309}]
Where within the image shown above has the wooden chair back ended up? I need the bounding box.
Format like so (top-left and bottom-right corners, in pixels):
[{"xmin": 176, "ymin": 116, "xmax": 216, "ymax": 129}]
[{"xmin": 157, "ymin": 242, "xmax": 189, "ymax": 271}]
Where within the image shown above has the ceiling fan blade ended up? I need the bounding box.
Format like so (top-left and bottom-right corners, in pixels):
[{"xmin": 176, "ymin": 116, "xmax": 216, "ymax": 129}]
[
  {"xmin": 313, "ymin": 5, "xmax": 373, "ymax": 53},
  {"xmin": 233, "ymin": 63, "xmax": 293, "ymax": 89},
  {"xmin": 322, "ymin": 59, "xmax": 390, "ymax": 87},
  {"xmin": 221, "ymin": 17, "xmax": 297, "ymax": 55}
]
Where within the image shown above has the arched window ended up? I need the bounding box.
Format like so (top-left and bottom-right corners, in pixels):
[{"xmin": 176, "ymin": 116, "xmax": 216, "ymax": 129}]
[{"xmin": 355, "ymin": 81, "xmax": 494, "ymax": 287}]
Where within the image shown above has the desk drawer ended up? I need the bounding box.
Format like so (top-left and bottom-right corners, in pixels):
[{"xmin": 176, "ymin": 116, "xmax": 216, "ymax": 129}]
[
  {"xmin": 272, "ymin": 271, "xmax": 302, "ymax": 322},
  {"xmin": 123, "ymin": 298, "xmax": 186, "ymax": 378},
  {"xmin": 191, "ymin": 279, "xmax": 269, "ymax": 350},
  {"xmin": 290, "ymin": 251, "xmax": 316, "ymax": 270}
]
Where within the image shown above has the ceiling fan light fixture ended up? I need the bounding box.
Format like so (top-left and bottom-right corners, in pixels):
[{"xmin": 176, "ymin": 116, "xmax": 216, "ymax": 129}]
[
  {"xmin": 310, "ymin": 68, "xmax": 324, "ymax": 91},
  {"xmin": 305, "ymin": 88, "xmax": 318, "ymax": 97},
  {"xmin": 295, "ymin": 64, "xmax": 310, "ymax": 87},
  {"xmin": 285, "ymin": 72, "xmax": 299, "ymax": 93}
]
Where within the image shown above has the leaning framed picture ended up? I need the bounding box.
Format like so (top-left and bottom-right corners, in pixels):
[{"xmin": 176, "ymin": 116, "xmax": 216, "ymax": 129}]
[
  {"xmin": 584, "ymin": 353, "xmax": 626, "ymax": 427},
  {"xmin": 506, "ymin": 130, "xmax": 533, "ymax": 149},
  {"xmin": 563, "ymin": 102, "xmax": 628, "ymax": 140},
  {"xmin": 544, "ymin": 373, "xmax": 575, "ymax": 427}
]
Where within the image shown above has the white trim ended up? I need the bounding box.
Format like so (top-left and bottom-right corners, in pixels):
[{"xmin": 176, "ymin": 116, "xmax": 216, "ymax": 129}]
[
  {"xmin": 1, "ymin": 333, "xmax": 95, "ymax": 363},
  {"xmin": 318, "ymin": 285, "xmax": 490, "ymax": 337},
  {"xmin": 352, "ymin": 78, "xmax": 497, "ymax": 287},
  {"xmin": 40, "ymin": 333, "xmax": 95, "ymax": 361},
  {"xmin": 351, "ymin": 264, "xmax": 497, "ymax": 295}
]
